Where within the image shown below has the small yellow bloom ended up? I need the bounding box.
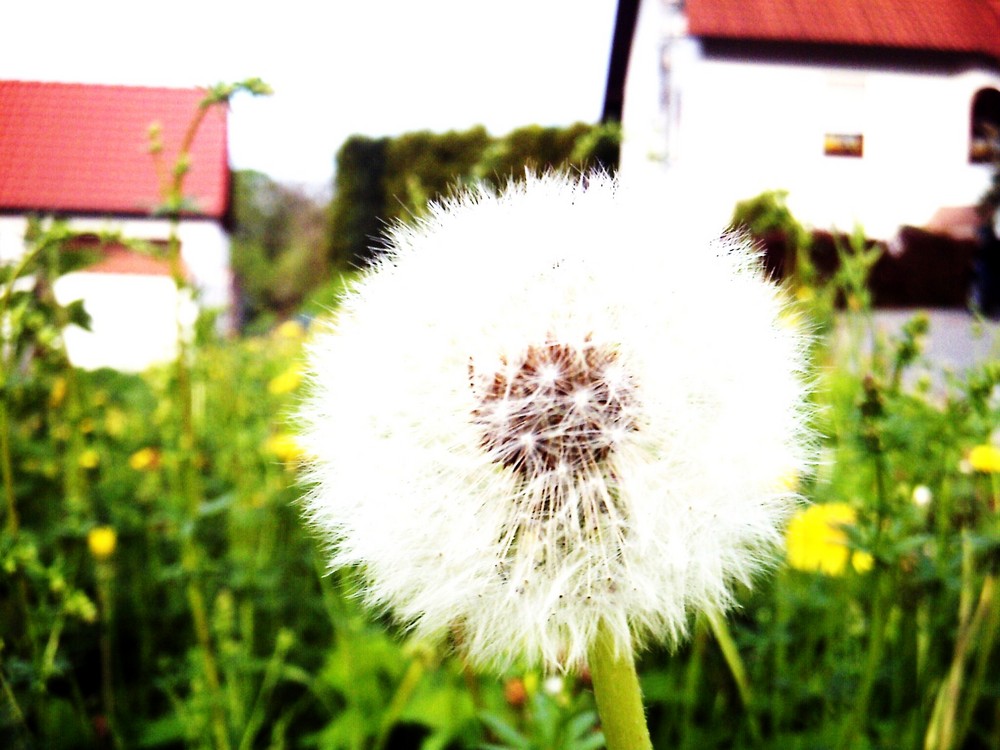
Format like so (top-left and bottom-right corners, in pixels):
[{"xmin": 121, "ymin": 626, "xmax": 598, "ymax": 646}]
[
  {"xmin": 77, "ymin": 448, "xmax": 100, "ymax": 469},
  {"xmin": 786, "ymin": 503, "xmax": 871, "ymax": 576},
  {"xmin": 265, "ymin": 433, "xmax": 305, "ymax": 463},
  {"xmin": 87, "ymin": 526, "xmax": 117, "ymax": 561},
  {"xmin": 968, "ymin": 444, "xmax": 1000, "ymax": 474},
  {"xmin": 268, "ymin": 366, "xmax": 302, "ymax": 396},
  {"xmin": 795, "ymin": 285, "xmax": 815, "ymax": 303},
  {"xmin": 104, "ymin": 408, "xmax": 127, "ymax": 438},
  {"xmin": 129, "ymin": 447, "xmax": 161, "ymax": 471},
  {"xmin": 275, "ymin": 319, "xmax": 306, "ymax": 340},
  {"xmin": 49, "ymin": 377, "xmax": 67, "ymax": 408}
]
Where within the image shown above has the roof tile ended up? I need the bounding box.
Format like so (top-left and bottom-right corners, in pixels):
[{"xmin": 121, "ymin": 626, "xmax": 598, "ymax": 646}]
[
  {"xmin": 0, "ymin": 81, "xmax": 229, "ymax": 218},
  {"xmin": 687, "ymin": 0, "xmax": 1000, "ymax": 61}
]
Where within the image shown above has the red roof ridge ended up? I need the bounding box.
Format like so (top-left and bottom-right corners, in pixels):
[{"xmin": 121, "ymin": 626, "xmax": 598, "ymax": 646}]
[
  {"xmin": 686, "ymin": 0, "xmax": 1000, "ymax": 63},
  {"xmin": 0, "ymin": 80, "xmax": 230, "ymax": 219}
]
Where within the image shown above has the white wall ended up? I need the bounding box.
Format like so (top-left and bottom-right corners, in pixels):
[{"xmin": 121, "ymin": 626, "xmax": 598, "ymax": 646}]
[
  {"xmin": 1, "ymin": 214, "xmax": 229, "ymax": 371},
  {"xmin": 53, "ymin": 272, "xmax": 195, "ymax": 372},
  {"xmin": 621, "ymin": 0, "xmax": 1000, "ymax": 238}
]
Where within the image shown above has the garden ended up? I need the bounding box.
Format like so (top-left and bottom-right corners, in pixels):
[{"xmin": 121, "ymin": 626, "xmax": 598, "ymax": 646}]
[{"xmin": 2, "ymin": 87, "xmax": 999, "ymax": 750}]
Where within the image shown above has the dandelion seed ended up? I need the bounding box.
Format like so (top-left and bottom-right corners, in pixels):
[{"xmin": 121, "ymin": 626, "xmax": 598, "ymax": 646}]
[{"xmin": 299, "ymin": 173, "xmax": 813, "ymax": 672}]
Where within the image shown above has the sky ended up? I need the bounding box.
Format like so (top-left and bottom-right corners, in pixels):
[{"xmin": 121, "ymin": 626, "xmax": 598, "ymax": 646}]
[{"xmin": 2, "ymin": 0, "xmax": 620, "ymax": 192}]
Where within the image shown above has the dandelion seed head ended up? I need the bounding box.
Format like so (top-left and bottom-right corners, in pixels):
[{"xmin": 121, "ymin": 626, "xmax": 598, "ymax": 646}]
[{"xmin": 299, "ymin": 172, "xmax": 814, "ymax": 671}]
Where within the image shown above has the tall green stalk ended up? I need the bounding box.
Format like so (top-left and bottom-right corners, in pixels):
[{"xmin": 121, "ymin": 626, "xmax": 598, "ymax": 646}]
[
  {"xmin": 148, "ymin": 79, "xmax": 270, "ymax": 750},
  {"xmin": 588, "ymin": 621, "xmax": 653, "ymax": 750}
]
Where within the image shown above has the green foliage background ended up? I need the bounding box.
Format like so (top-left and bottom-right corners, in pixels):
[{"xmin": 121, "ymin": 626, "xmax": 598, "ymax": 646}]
[{"xmin": 328, "ymin": 122, "xmax": 620, "ymax": 269}]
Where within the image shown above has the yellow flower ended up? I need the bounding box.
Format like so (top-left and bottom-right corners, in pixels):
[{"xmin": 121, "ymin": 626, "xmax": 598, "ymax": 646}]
[
  {"xmin": 104, "ymin": 408, "xmax": 127, "ymax": 438},
  {"xmin": 87, "ymin": 526, "xmax": 117, "ymax": 561},
  {"xmin": 129, "ymin": 447, "xmax": 161, "ymax": 471},
  {"xmin": 786, "ymin": 503, "xmax": 872, "ymax": 576},
  {"xmin": 268, "ymin": 366, "xmax": 302, "ymax": 396},
  {"xmin": 275, "ymin": 319, "xmax": 306, "ymax": 340},
  {"xmin": 77, "ymin": 448, "xmax": 100, "ymax": 469},
  {"xmin": 795, "ymin": 285, "xmax": 815, "ymax": 303},
  {"xmin": 265, "ymin": 433, "xmax": 305, "ymax": 463},
  {"xmin": 49, "ymin": 377, "xmax": 67, "ymax": 408},
  {"xmin": 968, "ymin": 444, "xmax": 1000, "ymax": 474}
]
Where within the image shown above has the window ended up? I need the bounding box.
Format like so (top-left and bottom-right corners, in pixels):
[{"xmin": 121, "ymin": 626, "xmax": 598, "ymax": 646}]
[
  {"xmin": 970, "ymin": 88, "xmax": 1000, "ymax": 164},
  {"xmin": 824, "ymin": 133, "xmax": 863, "ymax": 157},
  {"xmin": 824, "ymin": 77, "xmax": 865, "ymax": 158}
]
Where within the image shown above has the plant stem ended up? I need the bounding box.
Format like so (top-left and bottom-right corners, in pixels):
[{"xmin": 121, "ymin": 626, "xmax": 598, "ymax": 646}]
[
  {"xmin": 706, "ymin": 609, "xmax": 761, "ymax": 743},
  {"xmin": 588, "ymin": 621, "xmax": 652, "ymax": 750},
  {"xmin": 924, "ymin": 574, "xmax": 998, "ymax": 750}
]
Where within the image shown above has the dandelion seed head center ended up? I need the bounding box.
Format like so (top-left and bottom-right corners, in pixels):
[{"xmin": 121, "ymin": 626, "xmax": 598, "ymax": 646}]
[{"xmin": 472, "ymin": 339, "xmax": 637, "ymax": 474}]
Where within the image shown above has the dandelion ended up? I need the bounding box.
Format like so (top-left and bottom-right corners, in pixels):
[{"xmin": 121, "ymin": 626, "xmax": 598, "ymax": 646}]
[
  {"xmin": 786, "ymin": 502, "xmax": 872, "ymax": 576},
  {"xmin": 49, "ymin": 377, "xmax": 67, "ymax": 408},
  {"xmin": 265, "ymin": 433, "xmax": 305, "ymax": 464},
  {"xmin": 268, "ymin": 366, "xmax": 302, "ymax": 396},
  {"xmin": 77, "ymin": 448, "xmax": 100, "ymax": 469},
  {"xmin": 87, "ymin": 526, "xmax": 117, "ymax": 561},
  {"xmin": 298, "ymin": 173, "xmax": 811, "ymax": 747},
  {"xmin": 128, "ymin": 447, "xmax": 161, "ymax": 471},
  {"xmin": 968, "ymin": 444, "xmax": 1000, "ymax": 474},
  {"xmin": 274, "ymin": 319, "xmax": 306, "ymax": 340}
]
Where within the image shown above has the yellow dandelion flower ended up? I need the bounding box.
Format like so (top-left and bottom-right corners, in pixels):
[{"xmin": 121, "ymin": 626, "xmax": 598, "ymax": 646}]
[
  {"xmin": 268, "ymin": 366, "xmax": 302, "ymax": 396},
  {"xmin": 87, "ymin": 526, "xmax": 117, "ymax": 561},
  {"xmin": 275, "ymin": 319, "xmax": 306, "ymax": 340},
  {"xmin": 786, "ymin": 502, "xmax": 871, "ymax": 576},
  {"xmin": 49, "ymin": 377, "xmax": 67, "ymax": 408},
  {"xmin": 265, "ymin": 433, "xmax": 305, "ymax": 463},
  {"xmin": 968, "ymin": 444, "xmax": 1000, "ymax": 474},
  {"xmin": 795, "ymin": 285, "xmax": 815, "ymax": 303},
  {"xmin": 77, "ymin": 448, "xmax": 100, "ymax": 469},
  {"xmin": 129, "ymin": 447, "xmax": 161, "ymax": 471},
  {"xmin": 104, "ymin": 408, "xmax": 127, "ymax": 438}
]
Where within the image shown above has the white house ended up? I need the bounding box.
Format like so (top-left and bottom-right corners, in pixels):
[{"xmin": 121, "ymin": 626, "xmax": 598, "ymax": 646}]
[
  {"xmin": 612, "ymin": 0, "xmax": 1000, "ymax": 239},
  {"xmin": 0, "ymin": 80, "xmax": 232, "ymax": 371}
]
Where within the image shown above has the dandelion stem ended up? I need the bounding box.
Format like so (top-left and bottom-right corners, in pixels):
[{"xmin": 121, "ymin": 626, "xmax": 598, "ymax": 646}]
[
  {"xmin": 373, "ymin": 654, "xmax": 426, "ymax": 750},
  {"xmin": 706, "ymin": 609, "xmax": 761, "ymax": 743},
  {"xmin": 588, "ymin": 621, "xmax": 652, "ymax": 750},
  {"xmin": 924, "ymin": 573, "xmax": 998, "ymax": 750}
]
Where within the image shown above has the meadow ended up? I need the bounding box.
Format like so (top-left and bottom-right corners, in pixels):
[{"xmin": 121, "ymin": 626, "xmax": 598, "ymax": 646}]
[
  {"xmin": 2, "ymin": 85, "xmax": 999, "ymax": 747},
  {"xmin": 2, "ymin": 210, "xmax": 999, "ymax": 750}
]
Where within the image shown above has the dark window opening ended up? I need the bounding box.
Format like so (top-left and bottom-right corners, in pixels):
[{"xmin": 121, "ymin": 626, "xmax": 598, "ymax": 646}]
[{"xmin": 970, "ymin": 88, "xmax": 1000, "ymax": 164}]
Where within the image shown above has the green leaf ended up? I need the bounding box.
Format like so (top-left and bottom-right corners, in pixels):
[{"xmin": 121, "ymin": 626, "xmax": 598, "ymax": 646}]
[
  {"xmin": 478, "ymin": 711, "xmax": 529, "ymax": 748},
  {"xmin": 63, "ymin": 299, "xmax": 92, "ymax": 331}
]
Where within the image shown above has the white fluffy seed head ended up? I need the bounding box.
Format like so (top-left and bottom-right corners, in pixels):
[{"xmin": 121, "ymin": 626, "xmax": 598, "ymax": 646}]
[{"xmin": 298, "ymin": 172, "xmax": 814, "ymax": 672}]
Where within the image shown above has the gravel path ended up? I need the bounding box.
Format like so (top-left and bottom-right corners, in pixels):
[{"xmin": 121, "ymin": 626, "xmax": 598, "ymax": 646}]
[{"xmin": 832, "ymin": 309, "xmax": 1000, "ymax": 385}]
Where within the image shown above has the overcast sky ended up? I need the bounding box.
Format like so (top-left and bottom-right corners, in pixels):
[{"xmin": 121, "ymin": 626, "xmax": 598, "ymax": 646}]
[{"xmin": 3, "ymin": 0, "xmax": 620, "ymax": 191}]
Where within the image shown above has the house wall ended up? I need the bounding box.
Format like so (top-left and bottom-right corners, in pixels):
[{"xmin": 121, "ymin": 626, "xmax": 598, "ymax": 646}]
[
  {"xmin": 621, "ymin": 0, "xmax": 1000, "ymax": 238},
  {"xmin": 53, "ymin": 272, "xmax": 196, "ymax": 372},
  {"xmin": 0, "ymin": 214, "xmax": 230, "ymax": 371}
]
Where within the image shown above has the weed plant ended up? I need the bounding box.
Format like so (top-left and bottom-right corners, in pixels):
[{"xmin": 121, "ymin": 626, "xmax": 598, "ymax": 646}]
[{"xmin": 2, "ymin": 117, "xmax": 999, "ymax": 748}]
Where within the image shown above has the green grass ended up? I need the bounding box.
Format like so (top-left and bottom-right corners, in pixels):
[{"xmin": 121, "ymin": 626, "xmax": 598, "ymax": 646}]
[{"xmin": 2, "ymin": 248, "xmax": 999, "ymax": 748}]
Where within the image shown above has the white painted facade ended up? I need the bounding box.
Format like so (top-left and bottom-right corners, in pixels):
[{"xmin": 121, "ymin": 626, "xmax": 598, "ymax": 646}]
[
  {"xmin": 0, "ymin": 214, "xmax": 229, "ymax": 372},
  {"xmin": 620, "ymin": 0, "xmax": 1000, "ymax": 238}
]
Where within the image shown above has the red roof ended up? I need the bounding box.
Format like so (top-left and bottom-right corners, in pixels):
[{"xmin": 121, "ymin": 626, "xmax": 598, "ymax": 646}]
[
  {"xmin": 687, "ymin": 0, "xmax": 1000, "ymax": 61},
  {"xmin": 0, "ymin": 81, "xmax": 229, "ymax": 218}
]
